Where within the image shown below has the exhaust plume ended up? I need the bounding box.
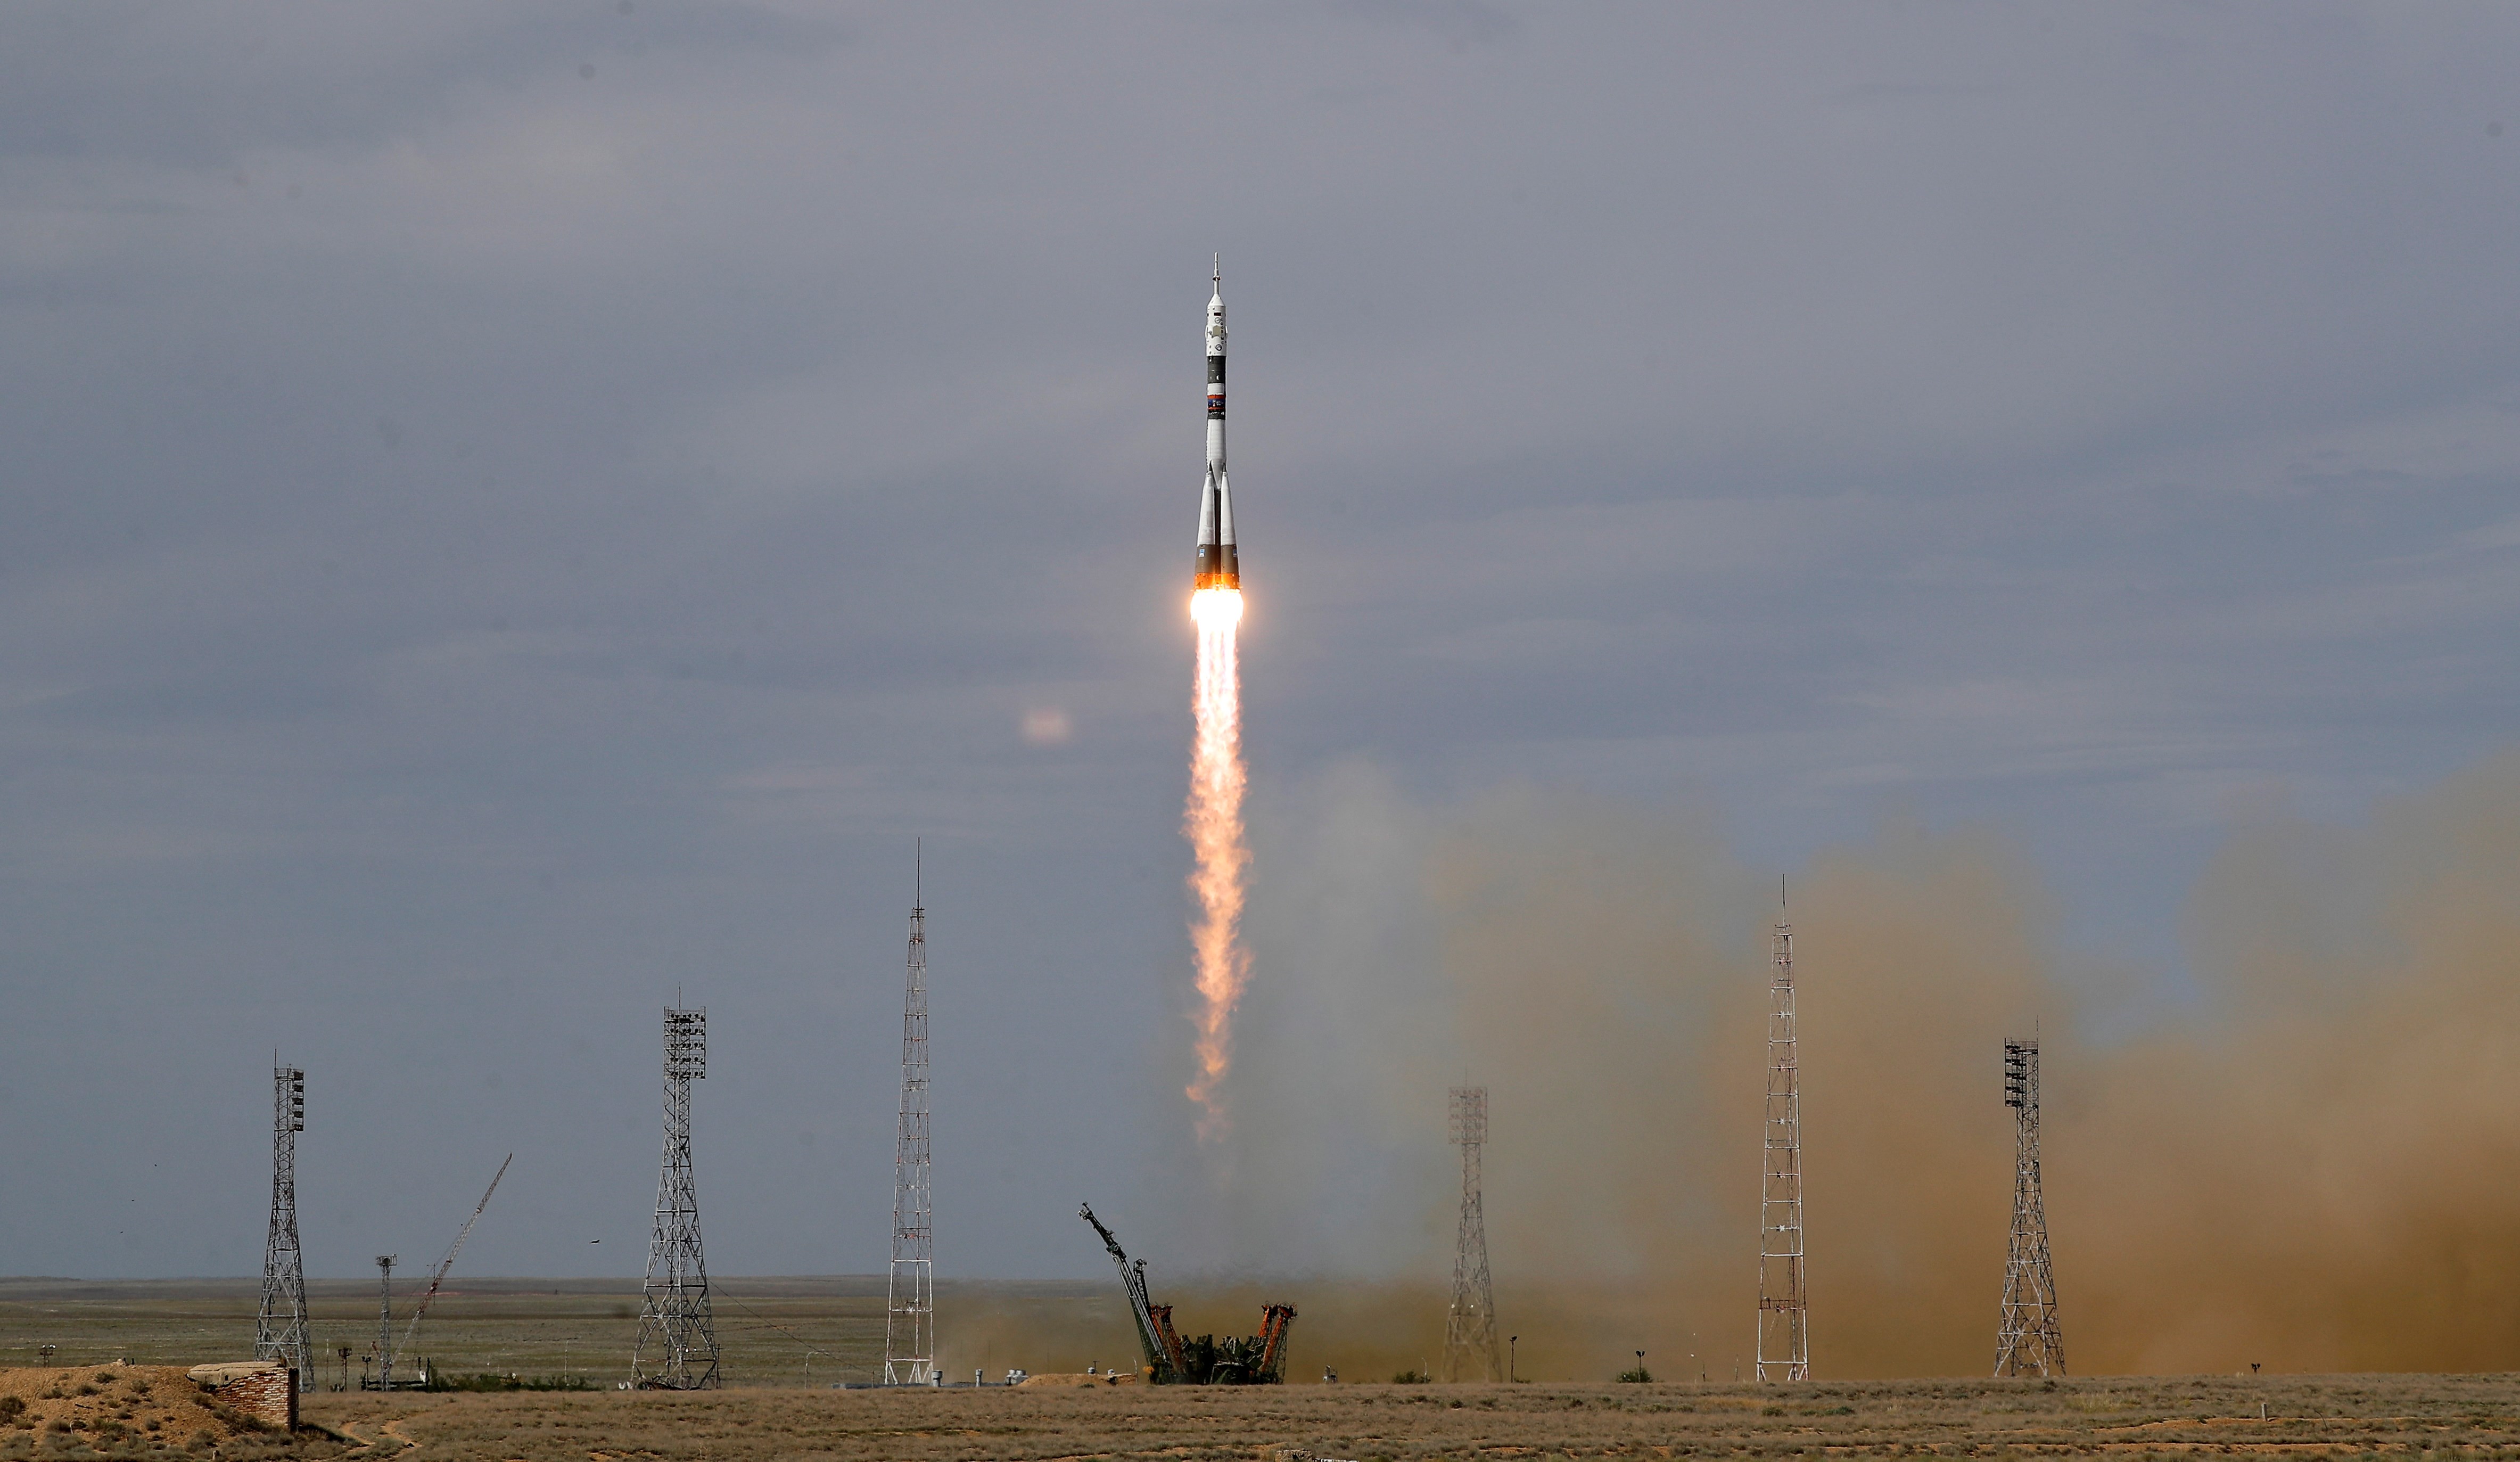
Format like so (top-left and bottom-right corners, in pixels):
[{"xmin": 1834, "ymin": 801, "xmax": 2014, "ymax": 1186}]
[{"xmin": 1184, "ymin": 586, "xmax": 1249, "ymax": 1141}]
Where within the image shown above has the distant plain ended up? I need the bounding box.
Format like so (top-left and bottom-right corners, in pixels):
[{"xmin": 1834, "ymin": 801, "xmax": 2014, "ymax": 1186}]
[
  {"xmin": 303, "ymin": 1374, "xmax": 2520, "ymax": 1459},
  {"xmin": 10, "ymin": 1282, "xmax": 2520, "ymax": 1457}
]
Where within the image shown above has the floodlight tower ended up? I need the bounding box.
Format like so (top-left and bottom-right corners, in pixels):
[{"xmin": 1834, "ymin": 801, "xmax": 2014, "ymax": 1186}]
[
  {"xmin": 1757, "ymin": 886, "xmax": 1810, "ymax": 1382},
  {"xmin": 256, "ymin": 1062, "xmax": 310, "ymax": 1390},
  {"xmin": 1994, "ymin": 1038, "xmax": 2065, "ymax": 1377},
  {"xmin": 884, "ymin": 853, "xmax": 936, "ymax": 1386},
  {"xmin": 1443, "ymin": 1086, "xmax": 1501, "ymax": 1382},
  {"xmin": 634, "ymin": 1006, "xmax": 722, "ymax": 1389},
  {"xmin": 373, "ymin": 1256, "xmax": 396, "ymax": 1391}
]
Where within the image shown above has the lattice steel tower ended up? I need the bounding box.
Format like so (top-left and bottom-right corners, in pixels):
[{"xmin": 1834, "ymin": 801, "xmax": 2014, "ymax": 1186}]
[
  {"xmin": 1757, "ymin": 888, "xmax": 1810, "ymax": 1382},
  {"xmin": 373, "ymin": 1255, "xmax": 397, "ymax": 1390},
  {"xmin": 884, "ymin": 853, "xmax": 936, "ymax": 1385},
  {"xmin": 1994, "ymin": 1038, "xmax": 2064, "ymax": 1377},
  {"xmin": 1443, "ymin": 1086, "xmax": 1501, "ymax": 1382},
  {"xmin": 634, "ymin": 1006, "xmax": 721, "ymax": 1389},
  {"xmin": 256, "ymin": 1062, "xmax": 310, "ymax": 1389}
]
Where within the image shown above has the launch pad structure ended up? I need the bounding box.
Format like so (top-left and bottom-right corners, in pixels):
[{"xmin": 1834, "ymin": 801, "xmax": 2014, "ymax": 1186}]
[{"xmin": 1080, "ymin": 1204, "xmax": 1294, "ymax": 1385}]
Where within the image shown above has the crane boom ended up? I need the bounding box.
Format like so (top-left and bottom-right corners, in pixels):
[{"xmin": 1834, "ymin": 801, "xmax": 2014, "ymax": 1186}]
[{"xmin": 397, "ymin": 1153, "xmax": 513, "ymax": 1369}]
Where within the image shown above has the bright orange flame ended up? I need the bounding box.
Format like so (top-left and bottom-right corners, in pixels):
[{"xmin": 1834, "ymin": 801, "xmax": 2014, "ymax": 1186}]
[{"xmin": 1184, "ymin": 586, "xmax": 1248, "ymax": 1140}]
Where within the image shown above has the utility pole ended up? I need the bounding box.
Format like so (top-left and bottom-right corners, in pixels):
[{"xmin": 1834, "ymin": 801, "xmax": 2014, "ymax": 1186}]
[
  {"xmin": 256, "ymin": 1062, "xmax": 310, "ymax": 1390},
  {"xmin": 884, "ymin": 848, "xmax": 936, "ymax": 1385},
  {"xmin": 1443, "ymin": 1086, "xmax": 1501, "ymax": 1382},
  {"xmin": 1757, "ymin": 883, "xmax": 1810, "ymax": 1381},
  {"xmin": 373, "ymin": 1256, "xmax": 396, "ymax": 1391},
  {"xmin": 1994, "ymin": 1038, "xmax": 2065, "ymax": 1377},
  {"xmin": 634, "ymin": 1006, "xmax": 721, "ymax": 1388}
]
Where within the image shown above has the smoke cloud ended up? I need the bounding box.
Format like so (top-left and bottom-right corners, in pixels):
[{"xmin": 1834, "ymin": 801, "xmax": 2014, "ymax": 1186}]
[{"xmin": 1164, "ymin": 749, "xmax": 2520, "ymax": 1378}]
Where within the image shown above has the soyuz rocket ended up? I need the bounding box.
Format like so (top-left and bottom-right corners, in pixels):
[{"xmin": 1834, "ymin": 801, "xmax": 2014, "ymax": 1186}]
[{"xmin": 1195, "ymin": 256, "xmax": 1239, "ymax": 591}]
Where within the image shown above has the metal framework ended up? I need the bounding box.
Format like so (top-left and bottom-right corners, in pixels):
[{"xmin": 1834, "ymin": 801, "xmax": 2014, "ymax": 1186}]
[
  {"xmin": 634, "ymin": 1006, "xmax": 721, "ymax": 1389},
  {"xmin": 885, "ymin": 855, "xmax": 936, "ymax": 1385},
  {"xmin": 399, "ymin": 1154, "xmax": 511, "ymax": 1365},
  {"xmin": 373, "ymin": 1255, "xmax": 397, "ymax": 1391},
  {"xmin": 1758, "ymin": 892, "xmax": 1810, "ymax": 1382},
  {"xmin": 256, "ymin": 1062, "xmax": 310, "ymax": 1390},
  {"xmin": 1083, "ymin": 1203, "xmax": 1179, "ymax": 1381},
  {"xmin": 1079, "ymin": 1204, "xmax": 1294, "ymax": 1384},
  {"xmin": 1443, "ymin": 1086, "xmax": 1502, "ymax": 1382},
  {"xmin": 1994, "ymin": 1038, "xmax": 2065, "ymax": 1377}
]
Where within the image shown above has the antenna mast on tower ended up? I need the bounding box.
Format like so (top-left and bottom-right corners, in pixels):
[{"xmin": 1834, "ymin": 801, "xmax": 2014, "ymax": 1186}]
[
  {"xmin": 884, "ymin": 845, "xmax": 936, "ymax": 1385},
  {"xmin": 1442, "ymin": 1086, "xmax": 1501, "ymax": 1382},
  {"xmin": 256, "ymin": 1061, "xmax": 310, "ymax": 1390},
  {"xmin": 633, "ymin": 1005, "xmax": 721, "ymax": 1389},
  {"xmin": 1995, "ymin": 1037, "xmax": 2064, "ymax": 1376},
  {"xmin": 1757, "ymin": 883, "xmax": 1810, "ymax": 1382}
]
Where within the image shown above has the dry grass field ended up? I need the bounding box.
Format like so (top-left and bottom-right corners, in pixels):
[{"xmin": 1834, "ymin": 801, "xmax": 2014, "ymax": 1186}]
[
  {"xmin": 0, "ymin": 1278, "xmax": 1108, "ymax": 1389},
  {"xmin": 304, "ymin": 1374, "xmax": 2520, "ymax": 1459},
  {"xmin": 10, "ymin": 1282, "xmax": 2520, "ymax": 1457}
]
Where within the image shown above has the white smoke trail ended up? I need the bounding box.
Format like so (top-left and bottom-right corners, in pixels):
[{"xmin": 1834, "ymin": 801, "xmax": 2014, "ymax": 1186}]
[{"xmin": 1185, "ymin": 587, "xmax": 1248, "ymax": 1140}]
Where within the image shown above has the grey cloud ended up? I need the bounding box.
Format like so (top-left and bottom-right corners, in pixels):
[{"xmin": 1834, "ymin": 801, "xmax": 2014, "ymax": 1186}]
[{"xmin": 2, "ymin": 2, "xmax": 2519, "ymax": 1291}]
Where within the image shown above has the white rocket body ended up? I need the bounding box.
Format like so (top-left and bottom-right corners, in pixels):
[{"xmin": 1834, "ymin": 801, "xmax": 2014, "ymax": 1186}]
[{"xmin": 1195, "ymin": 259, "xmax": 1238, "ymax": 591}]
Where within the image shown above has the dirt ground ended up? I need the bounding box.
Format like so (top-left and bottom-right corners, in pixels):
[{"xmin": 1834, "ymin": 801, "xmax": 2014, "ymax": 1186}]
[
  {"xmin": 304, "ymin": 1373, "xmax": 2520, "ymax": 1460},
  {"xmin": 0, "ymin": 1364, "xmax": 336, "ymax": 1458},
  {"xmin": 11, "ymin": 1283, "xmax": 2520, "ymax": 1457}
]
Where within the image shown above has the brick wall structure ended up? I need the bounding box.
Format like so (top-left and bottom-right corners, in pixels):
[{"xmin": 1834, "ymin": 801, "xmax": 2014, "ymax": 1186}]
[{"xmin": 187, "ymin": 1362, "xmax": 297, "ymax": 1431}]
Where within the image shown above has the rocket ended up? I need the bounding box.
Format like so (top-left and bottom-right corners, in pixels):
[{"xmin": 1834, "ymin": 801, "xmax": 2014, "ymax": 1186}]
[{"xmin": 1195, "ymin": 256, "xmax": 1239, "ymax": 591}]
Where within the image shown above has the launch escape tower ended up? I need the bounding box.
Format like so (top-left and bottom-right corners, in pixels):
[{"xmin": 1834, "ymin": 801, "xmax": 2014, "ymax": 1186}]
[
  {"xmin": 1994, "ymin": 1038, "xmax": 2065, "ymax": 1377},
  {"xmin": 884, "ymin": 855, "xmax": 936, "ymax": 1386},
  {"xmin": 1443, "ymin": 1086, "xmax": 1502, "ymax": 1383},
  {"xmin": 257, "ymin": 1062, "xmax": 310, "ymax": 1389},
  {"xmin": 1757, "ymin": 890, "xmax": 1810, "ymax": 1382},
  {"xmin": 634, "ymin": 1006, "xmax": 722, "ymax": 1389}
]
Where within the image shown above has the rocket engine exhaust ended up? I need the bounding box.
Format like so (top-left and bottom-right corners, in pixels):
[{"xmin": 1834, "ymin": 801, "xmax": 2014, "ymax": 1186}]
[{"xmin": 1185, "ymin": 258, "xmax": 1248, "ymax": 1140}]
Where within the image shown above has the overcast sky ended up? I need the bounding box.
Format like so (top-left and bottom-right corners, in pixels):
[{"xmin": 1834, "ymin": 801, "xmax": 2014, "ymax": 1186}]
[{"xmin": 5, "ymin": 2, "xmax": 2519, "ymax": 1286}]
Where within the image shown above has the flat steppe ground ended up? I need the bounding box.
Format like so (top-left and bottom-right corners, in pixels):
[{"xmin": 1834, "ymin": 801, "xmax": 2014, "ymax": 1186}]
[
  {"xmin": 10, "ymin": 1282, "xmax": 2520, "ymax": 1457},
  {"xmin": 304, "ymin": 1374, "xmax": 2520, "ymax": 1460}
]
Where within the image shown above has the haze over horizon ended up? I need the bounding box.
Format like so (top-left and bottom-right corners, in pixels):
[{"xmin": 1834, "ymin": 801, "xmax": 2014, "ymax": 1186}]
[{"xmin": 5, "ymin": 1, "xmax": 2520, "ymax": 1374}]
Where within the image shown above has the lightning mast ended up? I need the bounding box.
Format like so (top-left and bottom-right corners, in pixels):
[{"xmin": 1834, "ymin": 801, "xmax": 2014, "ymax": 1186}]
[
  {"xmin": 1757, "ymin": 885, "xmax": 1810, "ymax": 1382},
  {"xmin": 884, "ymin": 849, "xmax": 936, "ymax": 1385},
  {"xmin": 1443, "ymin": 1086, "xmax": 1501, "ymax": 1382},
  {"xmin": 256, "ymin": 1062, "xmax": 310, "ymax": 1390},
  {"xmin": 1994, "ymin": 1038, "xmax": 2065, "ymax": 1377},
  {"xmin": 633, "ymin": 1005, "xmax": 721, "ymax": 1389}
]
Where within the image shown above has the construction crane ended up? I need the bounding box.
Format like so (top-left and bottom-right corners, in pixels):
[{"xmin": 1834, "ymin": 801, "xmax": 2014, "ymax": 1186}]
[
  {"xmin": 1077, "ymin": 1202, "xmax": 1293, "ymax": 1385},
  {"xmin": 391, "ymin": 1153, "xmax": 513, "ymax": 1383}
]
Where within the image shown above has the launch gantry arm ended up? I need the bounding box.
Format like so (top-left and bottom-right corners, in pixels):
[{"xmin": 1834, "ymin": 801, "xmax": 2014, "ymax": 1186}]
[{"xmin": 1080, "ymin": 1203, "xmax": 1177, "ymax": 1381}]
